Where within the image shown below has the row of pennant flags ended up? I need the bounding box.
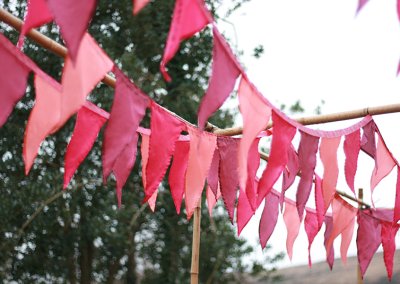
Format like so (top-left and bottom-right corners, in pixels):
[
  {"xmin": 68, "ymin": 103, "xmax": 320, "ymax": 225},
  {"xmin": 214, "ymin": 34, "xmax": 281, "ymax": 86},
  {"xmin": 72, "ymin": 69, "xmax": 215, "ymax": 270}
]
[{"xmin": 1, "ymin": 0, "xmax": 400, "ymax": 280}]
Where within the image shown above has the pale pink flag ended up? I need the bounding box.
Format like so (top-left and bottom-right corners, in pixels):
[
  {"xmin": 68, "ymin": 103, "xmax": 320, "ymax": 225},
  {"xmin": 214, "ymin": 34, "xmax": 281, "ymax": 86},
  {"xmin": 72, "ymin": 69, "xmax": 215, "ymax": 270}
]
[
  {"xmin": 340, "ymin": 218, "xmax": 355, "ymax": 265},
  {"xmin": 133, "ymin": 0, "xmax": 151, "ymax": 15},
  {"xmin": 237, "ymin": 77, "xmax": 271, "ymax": 191},
  {"xmin": 344, "ymin": 130, "xmax": 360, "ymax": 194},
  {"xmin": 140, "ymin": 132, "xmax": 158, "ymax": 212},
  {"xmin": 370, "ymin": 134, "xmax": 396, "ymax": 191},
  {"xmin": 283, "ymin": 202, "xmax": 301, "ymax": 260},
  {"xmin": 319, "ymin": 137, "xmax": 341, "ymax": 211},
  {"xmin": 185, "ymin": 127, "xmax": 217, "ymax": 219}
]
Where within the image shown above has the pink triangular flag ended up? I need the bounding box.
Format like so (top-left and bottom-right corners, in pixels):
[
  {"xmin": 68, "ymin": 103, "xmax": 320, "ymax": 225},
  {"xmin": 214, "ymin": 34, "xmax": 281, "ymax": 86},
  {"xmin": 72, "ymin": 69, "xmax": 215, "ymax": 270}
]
[
  {"xmin": 140, "ymin": 132, "xmax": 158, "ymax": 211},
  {"xmin": 340, "ymin": 217, "xmax": 355, "ymax": 265},
  {"xmin": 245, "ymin": 138, "xmax": 261, "ymax": 212},
  {"xmin": 64, "ymin": 102, "xmax": 108, "ymax": 188},
  {"xmin": 133, "ymin": 0, "xmax": 151, "ymax": 15},
  {"xmin": 304, "ymin": 211, "xmax": 319, "ymax": 267},
  {"xmin": 397, "ymin": 0, "xmax": 400, "ymax": 22},
  {"xmin": 259, "ymin": 192, "xmax": 279, "ymax": 249},
  {"xmin": 283, "ymin": 202, "xmax": 301, "ymax": 260},
  {"xmin": 18, "ymin": 0, "xmax": 53, "ymax": 48},
  {"xmin": 207, "ymin": 147, "xmax": 220, "ymax": 197},
  {"xmin": 168, "ymin": 140, "xmax": 190, "ymax": 214},
  {"xmin": 144, "ymin": 102, "xmax": 185, "ymax": 202},
  {"xmin": 314, "ymin": 174, "xmax": 325, "ymax": 229},
  {"xmin": 394, "ymin": 166, "xmax": 400, "ymax": 224},
  {"xmin": 357, "ymin": 211, "xmax": 382, "ymax": 278},
  {"xmin": 185, "ymin": 127, "xmax": 217, "ymax": 219},
  {"xmin": 218, "ymin": 137, "xmax": 240, "ymax": 223},
  {"xmin": 237, "ymin": 77, "xmax": 271, "ymax": 192},
  {"xmin": 47, "ymin": 0, "xmax": 97, "ymax": 60},
  {"xmin": 160, "ymin": 0, "xmax": 212, "ymax": 81},
  {"xmin": 206, "ymin": 185, "xmax": 220, "ymax": 217},
  {"xmin": 281, "ymin": 145, "xmax": 299, "ymax": 206},
  {"xmin": 237, "ymin": 187, "xmax": 253, "ymax": 236},
  {"xmin": 361, "ymin": 121, "xmax": 377, "ymax": 159},
  {"xmin": 197, "ymin": 27, "xmax": 241, "ymax": 128},
  {"xmin": 319, "ymin": 136, "xmax": 341, "ymax": 211},
  {"xmin": 381, "ymin": 222, "xmax": 399, "ymax": 280},
  {"xmin": 344, "ymin": 130, "xmax": 360, "ymax": 194},
  {"xmin": 296, "ymin": 132, "xmax": 320, "ymax": 218},
  {"xmin": 324, "ymin": 216, "xmax": 335, "ymax": 270}
]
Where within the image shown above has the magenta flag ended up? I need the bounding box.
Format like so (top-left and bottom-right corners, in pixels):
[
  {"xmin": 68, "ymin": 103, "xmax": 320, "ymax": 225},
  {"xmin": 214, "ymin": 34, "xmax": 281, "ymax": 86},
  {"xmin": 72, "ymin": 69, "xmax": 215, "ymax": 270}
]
[
  {"xmin": 140, "ymin": 133, "xmax": 158, "ymax": 212},
  {"xmin": 324, "ymin": 216, "xmax": 335, "ymax": 270},
  {"xmin": 344, "ymin": 130, "xmax": 360, "ymax": 194},
  {"xmin": 246, "ymin": 138, "xmax": 261, "ymax": 211},
  {"xmin": 207, "ymin": 147, "xmax": 220, "ymax": 197},
  {"xmin": 144, "ymin": 102, "xmax": 185, "ymax": 202},
  {"xmin": 168, "ymin": 140, "xmax": 190, "ymax": 214},
  {"xmin": 47, "ymin": 0, "xmax": 97, "ymax": 60},
  {"xmin": 381, "ymin": 222, "xmax": 399, "ymax": 280},
  {"xmin": 237, "ymin": 76, "xmax": 270, "ymax": 200},
  {"xmin": 259, "ymin": 192, "xmax": 279, "ymax": 249},
  {"xmin": 197, "ymin": 28, "xmax": 241, "ymax": 128},
  {"xmin": 133, "ymin": 0, "xmax": 150, "ymax": 15},
  {"xmin": 160, "ymin": 0, "xmax": 212, "ymax": 81},
  {"xmin": 218, "ymin": 137, "xmax": 240, "ymax": 223},
  {"xmin": 304, "ymin": 211, "xmax": 319, "ymax": 267},
  {"xmin": 320, "ymin": 137, "xmax": 341, "ymax": 211},
  {"xmin": 258, "ymin": 111, "xmax": 296, "ymax": 206},
  {"xmin": 185, "ymin": 127, "xmax": 217, "ymax": 219},
  {"xmin": 237, "ymin": 187, "xmax": 253, "ymax": 236},
  {"xmin": 283, "ymin": 202, "xmax": 301, "ymax": 260},
  {"xmin": 64, "ymin": 102, "xmax": 108, "ymax": 188},
  {"xmin": 370, "ymin": 134, "xmax": 395, "ymax": 190},
  {"xmin": 361, "ymin": 121, "xmax": 377, "ymax": 159},
  {"xmin": 296, "ymin": 132, "xmax": 319, "ymax": 218},
  {"xmin": 18, "ymin": 0, "xmax": 53, "ymax": 48}
]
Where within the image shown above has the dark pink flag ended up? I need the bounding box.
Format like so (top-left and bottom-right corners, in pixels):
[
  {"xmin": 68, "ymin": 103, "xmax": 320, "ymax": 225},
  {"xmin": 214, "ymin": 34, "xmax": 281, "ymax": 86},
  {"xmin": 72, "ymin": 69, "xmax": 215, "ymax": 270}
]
[
  {"xmin": 394, "ymin": 167, "xmax": 400, "ymax": 224},
  {"xmin": 344, "ymin": 130, "xmax": 360, "ymax": 194},
  {"xmin": 357, "ymin": 211, "xmax": 381, "ymax": 278},
  {"xmin": 168, "ymin": 140, "xmax": 190, "ymax": 214},
  {"xmin": 0, "ymin": 35, "xmax": 31, "ymax": 127},
  {"xmin": 324, "ymin": 216, "xmax": 335, "ymax": 270},
  {"xmin": 319, "ymin": 137, "xmax": 341, "ymax": 212},
  {"xmin": 259, "ymin": 192, "xmax": 279, "ymax": 249},
  {"xmin": 144, "ymin": 102, "xmax": 185, "ymax": 202},
  {"xmin": 314, "ymin": 174, "xmax": 325, "ymax": 229},
  {"xmin": 381, "ymin": 222, "xmax": 399, "ymax": 280},
  {"xmin": 283, "ymin": 202, "xmax": 301, "ymax": 260},
  {"xmin": 47, "ymin": 0, "xmax": 97, "ymax": 60},
  {"xmin": 18, "ymin": 0, "xmax": 53, "ymax": 48},
  {"xmin": 133, "ymin": 0, "xmax": 150, "ymax": 15},
  {"xmin": 160, "ymin": 0, "xmax": 212, "ymax": 81},
  {"xmin": 304, "ymin": 211, "xmax": 319, "ymax": 267},
  {"xmin": 140, "ymin": 133, "xmax": 158, "ymax": 211},
  {"xmin": 218, "ymin": 137, "xmax": 240, "ymax": 223},
  {"xmin": 64, "ymin": 102, "xmax": 108, "ymax": 188},
  {"xmin": 361, "ymin": 121, "xmax": 377, "ymax": 159},
  {"xmin": 102, "ymin": 68, "xmax": 149, "ymax": 206},
  {"xmin": 370, "ymin": 134, "xmax": 395, "ymax": 191},
  {"xmin": 397, "ymin": 0, "xmax": 400, "ymax": 22},
  {"xmin": 296, "ymin": 132, "xmax": 319, "ymax": 218},
  {"xmin": 197, "ymin": 28, "xmax": 241, "ymax": 128},
  {"xmin": 281, "ymin": 145, "xmax": 299, "ymax": 206},
  {"xmin": 246, "ymin": 138, "xmax": 261, "ymax": 211},
  {"xmin": 207, "ymin": 147, "xmax": 220, "ymax": 197},
  {"xmin": 258, "ymin": 111, "xmax": 296, "ymax": 206},
  {"xmin": 237, "ymin": 188, "xmax": 253, "ymax": 236}
]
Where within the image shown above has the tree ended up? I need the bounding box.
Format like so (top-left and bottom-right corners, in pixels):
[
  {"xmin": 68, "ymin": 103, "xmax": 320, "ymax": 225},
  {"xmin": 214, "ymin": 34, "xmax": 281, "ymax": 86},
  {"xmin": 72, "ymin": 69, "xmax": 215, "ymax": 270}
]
[{"xmin": 0, "ymin": 0, "xmax": 283, "ymax": 283}]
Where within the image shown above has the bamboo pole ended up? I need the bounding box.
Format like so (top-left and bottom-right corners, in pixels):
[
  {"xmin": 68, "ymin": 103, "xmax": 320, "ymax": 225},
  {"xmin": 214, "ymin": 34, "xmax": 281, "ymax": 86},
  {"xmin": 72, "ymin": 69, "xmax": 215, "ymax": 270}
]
[
  {"xmin": 190, "ymin": 202, "xmax": 201, "ymax": 284},
  {"xmin": 357, "ymin": 188, "xmax": 364, "ymax": 284}
]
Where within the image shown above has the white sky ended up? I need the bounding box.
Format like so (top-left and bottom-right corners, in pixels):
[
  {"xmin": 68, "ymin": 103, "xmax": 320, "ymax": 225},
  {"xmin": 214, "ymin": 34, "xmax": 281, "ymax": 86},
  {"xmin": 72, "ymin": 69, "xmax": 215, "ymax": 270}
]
[{"xmin": 217, "ymin": 0, "xmax": 400, "ymax": 268}]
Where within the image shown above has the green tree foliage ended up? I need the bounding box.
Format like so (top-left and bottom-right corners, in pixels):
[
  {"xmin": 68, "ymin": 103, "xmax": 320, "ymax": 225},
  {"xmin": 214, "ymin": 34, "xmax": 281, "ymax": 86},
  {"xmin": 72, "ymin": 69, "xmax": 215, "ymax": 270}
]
[{"xmin": 0, "ymin": 0, "xmax": 282, "ymax": 283}]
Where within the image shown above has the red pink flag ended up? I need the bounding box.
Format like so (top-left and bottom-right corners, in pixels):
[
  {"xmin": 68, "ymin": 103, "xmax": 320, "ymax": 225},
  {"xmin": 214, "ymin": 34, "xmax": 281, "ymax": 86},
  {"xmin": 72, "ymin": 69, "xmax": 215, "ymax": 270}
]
[
  {"xmin": 140, "ymin": 132, "xmax": 158, "ymax": 211},
  {"xmin": 381, "ymin": 222, "xmax": 399, "ymax": 280},
  {"xmin": 304, "ymin": 211, "xmax": 319, "ymax": 267},
  {"xmin": 324, "ymin": 216, "xmax": 335, "ymax": 270},
  {"xmin": 259, "ymin": 192, "xmax": 280, "ymax": 249}
]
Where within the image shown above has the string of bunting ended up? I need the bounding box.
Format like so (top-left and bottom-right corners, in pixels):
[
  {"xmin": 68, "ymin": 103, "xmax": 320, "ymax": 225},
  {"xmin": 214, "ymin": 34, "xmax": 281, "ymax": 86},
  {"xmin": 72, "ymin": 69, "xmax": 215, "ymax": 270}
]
[{"xmin": 1, "ymin": 0, "xmax": 400, "ymax": 280}]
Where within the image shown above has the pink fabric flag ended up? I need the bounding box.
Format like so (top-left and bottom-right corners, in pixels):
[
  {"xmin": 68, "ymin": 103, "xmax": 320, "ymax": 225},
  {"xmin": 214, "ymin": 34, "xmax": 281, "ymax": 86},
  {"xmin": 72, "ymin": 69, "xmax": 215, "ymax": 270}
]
[
  {"xmin": 397, "ymin": 0, "xmax": 400, "ymax": 22},
  {"xmin": 320, "ymin": 136, "xmax": 341, "ymax": 211},
  {"xmin": 23, "ymin": 74, "xmax": 62, "ymax": 174},
  {"xmin": 357, "ymin": 211, "xmax": 382, "ymax": 278},
  {"xmin": 314, "ymin": 174, "xmax": 325, "ymax": 229},
  {"xmin": 47, "ymin": 0, "xmax": 97, "ymax": 60},
  {"xmin": 361, "ymin": 121, "xmax": 377, "ymax": 159},
  {"xmin": 296, "ymin": 132, "xmax": 320, "ymax": 218},
  {"xmin": 304, "ymin": 211, "xmax": 319, "ymax": 267},
  {"xmin": 160, "ymin": 0, "xmax": 212, "ymax": 81},
  {"xmin": 207, "ymin": 147, "xmax": 220, "ymax": 197},
  {"xmin": 340, "ymin": 218, "xmax": 355, "ymax": 265},
  {"xmin": 237, "ymin": 78, "xmax": 271, "ymax": 192},
  {"xmin": 259, "ymin": 192, "xmax": 280, "ymax": 249},
  {"xmin": 102, "ymin": 68, "xmax": 149, "ymax": 206},
  {"xmin": 0, "ymin": 36, "xmax": 31, "ymax": 127},
  {"xmin": 281, "ymin": 145, "xmax": 299, "ymax": 206},
  {"xmin": 144, "ymin": 102, "xmax": 185, "ymax": 202},
  {"xmin": 18, "ymin": 0, "xmax": 53, "ymax": 48},
  {"xmin": 283, "ymin": 202, "xmax": 301, "ymax": 260},
  {"xmin": 206, "ymin": 185, "xmax": 220, "ymax": 217},
  {"xmin": 394, "ymin": 167, "xmax": 400, "ymax": 224},
  {"xmin": 197, "ymin": 28, "xmax": 241, "ymax": 128},
  {"xmin": 237, "ymin": 187, "xmax": 253, "ymax": 236},
  {"xmin": 168, "ymin": 140, "xmax": 190, "ymax": 214},
  {"xmin": 344, "ymin": 130, "xmax": 360, "ymax": 194},
  {"xmin": 140, "ymin": 133, "xmax": 158, "ymax": 211},
  {"xmin": 381, "ymin": 222, "xmax": 399, "ymax": 280},
  {"xmin": 370, "ymin": 134, "xmax": 396, "ymax": 190},
  {"xmin": 185, "ymin": 127, "xmax": 217, "ymax": 219},
  {"xmin": 326, "ymin": 197, "xmax": 357, "ymax": 259},
  {"xmin": 356, "ymin": 0, "xmax": 369, "ymax": 14},
  {"xmin": 258, "ymin": 111, "xmax": 296, "ymax": 206},
  {"xmin": 133, "ymin": 0, "xmax": 151, "ymax": 15},
  {"xmin": 64, "ymin": 102, "xmax": 108, "ymax": 188},
  {"xmin": 218, "ymin": 137, "xmax": 240, "ymax": 223},
  {"xmin": 246, "ymin": 138, "xmax": 261, "ymax": 211},
  {"xmin": 324, "ymin": 216, "xmax": 335, "ymax": 270}
]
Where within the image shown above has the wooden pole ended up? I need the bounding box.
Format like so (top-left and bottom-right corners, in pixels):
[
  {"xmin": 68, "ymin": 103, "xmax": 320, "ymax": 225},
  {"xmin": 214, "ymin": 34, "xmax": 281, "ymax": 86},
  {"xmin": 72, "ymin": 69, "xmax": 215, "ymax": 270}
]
[
  {"xmin": 190, "ymin": 201, "xmax": 201, "ymax": 284},
  {"xmin": 357, "ymin": 188, "xmax": 364, "ymax": 284}
]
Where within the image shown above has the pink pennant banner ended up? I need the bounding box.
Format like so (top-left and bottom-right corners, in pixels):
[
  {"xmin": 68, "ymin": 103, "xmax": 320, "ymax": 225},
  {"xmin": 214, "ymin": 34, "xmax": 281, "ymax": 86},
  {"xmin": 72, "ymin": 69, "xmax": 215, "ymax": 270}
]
[
  {"xmin": 144, "ymin": 102, "xmax": 186, "ymax": 202},
  {"xmin": 206, "ymin": 185, "xmax": 221, "ymax": 217},
  {"xmin": 160, "ymin": 0, "xmax": 212, "ymax": 81},
  {"xmin": 133, "ymin": 0, "xmax": 151, "ymax": 15},
  {"xmin": 319, "ymin": 136, "xmax": 341, "ymax": 212},
  {"xmin": 64, "ymin": 102, "xmax": 108, "ymax": 188},
  {"xmin": 207, "ymin": 147, "xmax": 220, "ymax": 197},
  {"xmin": 314, "ymin": 174, "xmax": 325, "ymax": 229},
  {"xmin": 185, "ymin": 127, "xmax": 217, "ymax": 219},
  {"xmin": 237, "ymin": 187, "xmax": 253, "ymax": 236},
  {"xmin": 344, "ymin": 130, "xmax": 360, "ymax": 194},
  {"xmin": 47, "ymin": 0, "xmax": 97, "ymax": 60},
  {"xmin": 140, "ymin": 133, "xmax": 158, "ymax": 211},
  {"xmin": 237, "ymin": 77, "xmax": 271, "ymax": 192},
  {"xmin": 281, "ymin": 145, "xmax": 299, "ymax": 206},
  {"xmin": 197, "ymin": 27, "xmax": 242, "ymax": 128},
  {"xmin": 340, "ymin": 217, "xmax": 355, "ymax": 265},
  {"xmin": 245, "ymin": 138, "xmax": 261, "ymax": 211},
  {"xmin": 361, "ymin": 121, "xmax": 377, "ymax": 159},
  {"xmin": 304, "ymin": 211, "xmax": 319, "ymax": 267},
  {"xmin": 283, "ymin": 202, "xmax": 301, "ymax": 260},
  {"xmin": 381, "ymin": 222, "xmax": 399, "ymax": 280},
  {"xmin": 296, "ymin": 132, "xmax": 319, "ymax": 218},
  {"xmin": 168, "ymin": 140, "xmax": 190, "ymax": 214},
  {"xmin": 259, "ymin": 192, "xmax": 279, "ymax": 249},
  {"xmin": 324, "ymin": 216, "xmax": 335, "ymax": 270}
]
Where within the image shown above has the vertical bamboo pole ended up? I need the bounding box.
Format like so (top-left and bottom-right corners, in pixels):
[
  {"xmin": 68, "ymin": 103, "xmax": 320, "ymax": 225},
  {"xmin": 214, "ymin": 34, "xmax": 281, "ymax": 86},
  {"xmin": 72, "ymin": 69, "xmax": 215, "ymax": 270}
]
[
  {"xmin": 357, "ymin": 188, "xmax": 364, "ymax": 284},
  {"xmin": 190, "ymin": 200, "xmax": 201, "ymax": 284}
]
